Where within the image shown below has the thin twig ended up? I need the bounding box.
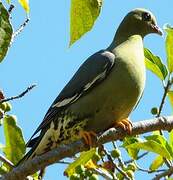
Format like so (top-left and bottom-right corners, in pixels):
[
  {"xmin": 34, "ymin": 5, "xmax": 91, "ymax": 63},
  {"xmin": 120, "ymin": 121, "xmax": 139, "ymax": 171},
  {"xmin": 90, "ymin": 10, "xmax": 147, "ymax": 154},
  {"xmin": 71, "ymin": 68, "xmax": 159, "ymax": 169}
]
[
  {"xmin": 124, "ymin": 152, "xmax": 148, "ymax": 165},
  {"xmin": 12, "ymin": 18, "xmax": 30, "ymax": 40},
  {"xmin": 8, "ymin": 4, "xmax": 15, "ymax": 14},
  {"xmin": 92, "ymin": 168, "xmax": 113, "ymax": 180},
  {"xmin": 57, "ymin": 160, "xmax": 71, "ymax": 165},
  {"xmin": 0, "ymin": 154, "xmax": 14, "ymax": 168},
  {"xmin": 111, "ymin": 141, "xmax": 125, "ymax": 169},
  {"xmin": 155, "ymin": 74, "xmax": 172, "ymax": 168},
  {"xmin": 102, "ymin": 145, "xmax": 129, "ymax": 180},
  {"xmin": 135, "ymin": 162, "xmax": 166, "ymax": 174},
  {"xmin": 153, "ymin": 166, "xmax": 173, "ymax": 180},
  {"xmin": 0, "ymin": 84, "xmax": 36, "ymax": 104}
]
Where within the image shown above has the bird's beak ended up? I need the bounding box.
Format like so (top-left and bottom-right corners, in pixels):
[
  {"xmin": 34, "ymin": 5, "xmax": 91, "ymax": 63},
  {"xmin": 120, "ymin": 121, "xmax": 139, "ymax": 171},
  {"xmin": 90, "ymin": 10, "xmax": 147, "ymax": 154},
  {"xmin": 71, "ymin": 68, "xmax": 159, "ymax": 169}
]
[{"xmin": 151, "ymin": 24, "xmax": 163, "ymax": 36}]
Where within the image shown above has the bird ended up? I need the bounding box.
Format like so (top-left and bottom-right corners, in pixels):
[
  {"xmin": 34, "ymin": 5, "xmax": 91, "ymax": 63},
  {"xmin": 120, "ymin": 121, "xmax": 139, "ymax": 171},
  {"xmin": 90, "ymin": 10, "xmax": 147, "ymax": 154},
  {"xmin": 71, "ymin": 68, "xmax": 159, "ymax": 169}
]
[{"xmin": 17, "ymin": 8, "xmax": 162, "ymax": 164}]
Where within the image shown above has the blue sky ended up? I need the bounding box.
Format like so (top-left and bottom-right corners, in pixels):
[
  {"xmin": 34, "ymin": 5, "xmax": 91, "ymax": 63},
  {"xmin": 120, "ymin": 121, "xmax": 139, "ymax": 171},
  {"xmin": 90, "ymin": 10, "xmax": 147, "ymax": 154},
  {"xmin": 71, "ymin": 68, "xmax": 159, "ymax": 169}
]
[{"xmin": 0, "ymin": 0, "xmax": 173, "ymax": 179}]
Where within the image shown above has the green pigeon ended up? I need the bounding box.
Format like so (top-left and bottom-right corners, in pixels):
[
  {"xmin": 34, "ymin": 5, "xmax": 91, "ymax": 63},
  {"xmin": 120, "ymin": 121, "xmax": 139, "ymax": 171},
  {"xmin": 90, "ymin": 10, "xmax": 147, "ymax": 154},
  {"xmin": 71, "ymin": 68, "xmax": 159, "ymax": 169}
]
[{"xmin": 18, "ymin": 8, "xmax": 162, "ymax": 164}]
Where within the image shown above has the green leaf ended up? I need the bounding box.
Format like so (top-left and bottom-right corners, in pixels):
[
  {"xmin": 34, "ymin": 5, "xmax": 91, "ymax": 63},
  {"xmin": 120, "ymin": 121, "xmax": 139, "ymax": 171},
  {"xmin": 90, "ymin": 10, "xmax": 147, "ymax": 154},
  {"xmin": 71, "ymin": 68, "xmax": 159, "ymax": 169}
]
[
  {"xmin": 168, "ymin": 91, "xmax": 173, "ymax": 111},
  {"xmin": 149, "ymin": 155, "xmax": 164, "ymax": 171},
  {"xmin": 0, "ymin": 165, "xmax": 8, "ymax": 174},
  {"xmin": 126, "ymin": 140, "xmax": 172, "ymax": 159},
  {"xmin": 122, "ymin": 137, "xmax": 142, "ymax": 159},
  {"xmin": 165, "ymin": 24, "xmax": 173, "ymax": 73},
  {"xmin": 18, "ymin": 0, "xmax": 30, "ymax": 13},
  {"xmin": 70, "ymin": 0, "xmax": 102, "ymax": 46},
  {"xmin": 3, "ymin": 115, "xmax": 26, "ymax": 166},
  {"xmin": 169, "ymin": 129, "xmax": 173, "ymax": 148},
  {"xmin": 6, "ymin": 0, "xmax": 11, "ymax": 4},
  {"xmin": 0, "ymin": 3, "xmax": 13, "ymax": 63},
  {"xmin": 144, "ymin": 48, "xmax": 168, "ymax": 80},
  {"xmin": 64, "ymin": 148, "xmax": 96, "ymax": 176}
]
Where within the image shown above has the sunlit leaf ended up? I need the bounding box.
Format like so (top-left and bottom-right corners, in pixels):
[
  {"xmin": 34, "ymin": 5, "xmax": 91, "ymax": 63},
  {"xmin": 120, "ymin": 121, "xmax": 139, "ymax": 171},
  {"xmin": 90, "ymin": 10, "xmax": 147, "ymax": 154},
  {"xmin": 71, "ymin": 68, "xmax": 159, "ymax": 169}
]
[
  {"xmin": 145, "ymin": 134, "xmax": 173, "ymax": 158},
  {"xmin": 3, "ymin": 115, "xmax": 26, "ymax": 166},
  {"xmin": 0, "ymin": 3, "xmax": 13, "ymax": 63},
  {"xmin": 70, "ymin": 0, "xmax": 102, "ymax": 45},
  {"xmin": 18, "ymin": 0, "xmax": 30, "ymax": 13},
  {"xmin": 122, "ymin": 137, "xmax": 142, "ymax": 159},
  {"xmin": 6, "ymin": 0, "xmax": 11, "ymax": 4},
  {"xmin": 64, "ymin": 148, "xmax": 96, "ymax": 176},
  {"xmin": 164, "ymin": 24, "xmax": 173, "ymax": 73},
  {"xmin": 168, "ymin": 91, "xmax": 173, "ymax": 111},
  {"xmin": 0, "ymin": 165, "xmax": 8, "ymax": 174},
  {"xmin": 144, "ymin": 48, "xmax": 168, "ymax": 80},
  {"xmin": 169, "ymin": 129, "xmax": 173, "ymax": 149},
  {"xmin": 126, "ymin": 140, "xmax": 172, "ymax": 159},
  {"xmin": 149, "ymin": 155, "xmax": 164, "ymax": 171}
]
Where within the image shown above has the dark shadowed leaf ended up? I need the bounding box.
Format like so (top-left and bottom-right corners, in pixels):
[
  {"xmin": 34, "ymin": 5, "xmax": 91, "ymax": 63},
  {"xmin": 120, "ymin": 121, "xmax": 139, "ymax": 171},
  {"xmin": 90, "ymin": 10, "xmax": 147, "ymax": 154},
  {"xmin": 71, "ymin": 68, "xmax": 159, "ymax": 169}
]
[
  {"xmin": 3, "ymin": 115, "xmax": 25, "ymax": 166},
  {"xmin": 165, "ymin": 24, "xmax": 173, "ymax": 73},
  {"xmin": 70, "ymin": 0, "xmax": 102, "ymax": 45},
  {"xmin": 64, "ymin": 148, "xmax": 96, "ymax": 176},
  {"xmin": 149, "ymin": 155, "xmax": 164, "ymax": 171},
  {"xmin": 144, "ymin": 48, "xmax": 168, "ymax": 80},
  {"xmin": 0, "ymin": 3, "xmax": 13, "ymax": 62}
]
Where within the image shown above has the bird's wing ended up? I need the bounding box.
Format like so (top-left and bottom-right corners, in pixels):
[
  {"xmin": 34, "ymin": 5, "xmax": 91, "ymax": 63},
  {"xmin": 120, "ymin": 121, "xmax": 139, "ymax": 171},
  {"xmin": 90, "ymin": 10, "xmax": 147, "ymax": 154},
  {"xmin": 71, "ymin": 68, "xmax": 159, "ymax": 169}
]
[{"xmin": 27, "ymin": 50, "xmax": 115, "ymax": 146}]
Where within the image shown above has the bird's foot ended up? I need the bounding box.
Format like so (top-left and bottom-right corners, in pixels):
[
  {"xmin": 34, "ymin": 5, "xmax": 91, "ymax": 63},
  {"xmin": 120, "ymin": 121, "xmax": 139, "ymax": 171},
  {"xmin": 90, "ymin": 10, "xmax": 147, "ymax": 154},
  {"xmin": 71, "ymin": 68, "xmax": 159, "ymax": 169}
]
[
  {"xmin": 79, "ymin": 130, "xmax": 97, "ymax": 147},
  {"xmin": 113, "ymin": 118, "xmax": 132, "ymax": 134}
]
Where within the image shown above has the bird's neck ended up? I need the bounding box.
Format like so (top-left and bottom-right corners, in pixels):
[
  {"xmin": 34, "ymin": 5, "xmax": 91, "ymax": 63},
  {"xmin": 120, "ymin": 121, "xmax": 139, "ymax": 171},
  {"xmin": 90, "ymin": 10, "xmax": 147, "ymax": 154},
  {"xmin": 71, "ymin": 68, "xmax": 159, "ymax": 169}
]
[
  {"xmin": 108, "ymin": 31, "xmax": 144, "ymax": 51},
  {"xmin": 108, "ymin": 20, "xmax": 145, "ymax": 50}
]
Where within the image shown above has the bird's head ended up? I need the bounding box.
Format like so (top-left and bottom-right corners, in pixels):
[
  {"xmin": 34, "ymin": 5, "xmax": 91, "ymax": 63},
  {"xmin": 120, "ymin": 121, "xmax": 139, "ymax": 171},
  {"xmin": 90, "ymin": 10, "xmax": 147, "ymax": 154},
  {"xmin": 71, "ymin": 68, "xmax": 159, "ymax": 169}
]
[{"xmin": 121, "ymin": 8, "xmax": 163, "ymax": 37}]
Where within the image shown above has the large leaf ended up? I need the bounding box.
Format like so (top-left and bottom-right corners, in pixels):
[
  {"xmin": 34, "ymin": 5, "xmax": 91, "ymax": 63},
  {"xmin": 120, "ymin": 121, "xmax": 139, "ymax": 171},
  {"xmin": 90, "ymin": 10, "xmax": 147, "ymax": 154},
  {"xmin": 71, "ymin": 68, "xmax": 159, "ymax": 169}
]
[
  {"xmin": 3, "ymin": 115, "xmax": 26, "ymax": 166},
  {"xmin": 126, "ymin": 140, "xmax": 172, "ymax": 159},
  {"xmin": 145, "ymin": 134, "xmax": 173, "ymax": 158},
  {"xmin": 70, "ymin": 0, "xmax": 102, "ymax": 45},
  {"xmin": 144, "ymin": 48, "xmax": 168, "ymax": 80},
  {"xmin": 122, "ymin": 137, "xmax": 142, "ymax": 159},
  {"xmin": 0, "ymin": 3, "xmax": 13, "ymax": 63},
  {"xmin": 64, "ymin": 148, "xmax": 96, "ymax": 176},
  {"xmin": 18, "ymin": 0, "xmax": 30, "ymax": 13},
  {"xmin": 165, "ymin": 24, "xmax": 173, "ymax": 73},
  {"xmin": 168, "ymin": 91, "xmax": 173, "ymax": 111},
  {"xmin": 149, "ymin": 155, "xmax": 164, "ymax": 171}
]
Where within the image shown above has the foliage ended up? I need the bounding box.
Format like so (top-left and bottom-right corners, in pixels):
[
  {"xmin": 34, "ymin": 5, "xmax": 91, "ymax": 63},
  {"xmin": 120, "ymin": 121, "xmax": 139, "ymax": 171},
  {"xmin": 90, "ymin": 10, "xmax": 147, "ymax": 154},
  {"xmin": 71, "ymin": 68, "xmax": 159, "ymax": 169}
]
[
  {"xmin": 70, "ymin": 0, "xmax": 102, "ymax": 46},
  {"xmin": 6, "ymin": 0, "xmax": 30, "ymax": 13}
]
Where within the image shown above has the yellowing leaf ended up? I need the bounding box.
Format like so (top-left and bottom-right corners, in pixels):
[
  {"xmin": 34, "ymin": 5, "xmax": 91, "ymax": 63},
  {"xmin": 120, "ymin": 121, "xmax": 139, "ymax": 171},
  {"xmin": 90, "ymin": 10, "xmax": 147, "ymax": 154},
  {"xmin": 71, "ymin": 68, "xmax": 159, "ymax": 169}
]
[
  {"xmin": 18, "ymin": 0, "xmax": 30, "ymax": 13},
  {"xmin": 70, "ymin": 0, "xmax": 102, "ymax": 45},
  {"xmin": 85, "ymin": 159, "xmax": 98, "ymax": 169},
  {"xmin": 64, "ymin": 148, "xmax": 96, "ymax": 176},
  {"xmin": 168, "ymin": 91, "xmax": 173, "ymax": 111},
  {"xmin": 149, "ymin": 156, "xmax": 164, "ymax": 171},
  {"xmin": 165, "ymin": 24, "xmax": 173, "ymax": 73}
]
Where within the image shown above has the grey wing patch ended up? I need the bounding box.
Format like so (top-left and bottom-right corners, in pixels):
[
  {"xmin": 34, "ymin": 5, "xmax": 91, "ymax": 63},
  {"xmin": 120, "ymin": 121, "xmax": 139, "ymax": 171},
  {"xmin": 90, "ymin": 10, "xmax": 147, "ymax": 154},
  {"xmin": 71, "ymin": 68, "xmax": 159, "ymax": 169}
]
[
  {"xmin": 53, "ymin": 50, "xmax": 115, "ymax": 108},
  {"xmin": 26, "ymin": 50, "xmax": 115, "ymax": 147}
]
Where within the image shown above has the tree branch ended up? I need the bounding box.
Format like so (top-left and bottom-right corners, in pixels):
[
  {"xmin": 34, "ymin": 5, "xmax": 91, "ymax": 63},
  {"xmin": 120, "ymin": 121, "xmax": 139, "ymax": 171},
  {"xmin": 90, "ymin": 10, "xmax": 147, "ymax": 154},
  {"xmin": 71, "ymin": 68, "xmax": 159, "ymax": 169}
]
[
  {"xmin": 0, "ymin": 84, "xmax": 36, "ymax": 104},
  {"xmin": 0, "ymin": 154, "xmax": 14, "ymax": 169},
  {"xmin": 1, "ymin": 116, "xmax": 173, "ymax": 180}
]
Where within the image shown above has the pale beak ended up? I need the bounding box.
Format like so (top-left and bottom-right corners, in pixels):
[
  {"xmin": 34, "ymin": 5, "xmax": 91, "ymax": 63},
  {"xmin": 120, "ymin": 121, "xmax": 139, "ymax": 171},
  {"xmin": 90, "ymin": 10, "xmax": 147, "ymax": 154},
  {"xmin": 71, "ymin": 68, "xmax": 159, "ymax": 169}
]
[{"xmin": 151, "ymin": 24, "xmax": 163, "ymax": 36}]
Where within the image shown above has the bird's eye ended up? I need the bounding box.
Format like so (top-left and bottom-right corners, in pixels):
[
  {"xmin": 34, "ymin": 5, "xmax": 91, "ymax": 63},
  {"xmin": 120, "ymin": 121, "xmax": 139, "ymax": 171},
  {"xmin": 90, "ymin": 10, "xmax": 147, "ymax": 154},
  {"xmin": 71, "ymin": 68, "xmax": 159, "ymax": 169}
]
[{"xmin": 142, "ymin": 12, "xmax": 151, "ymax": 21}]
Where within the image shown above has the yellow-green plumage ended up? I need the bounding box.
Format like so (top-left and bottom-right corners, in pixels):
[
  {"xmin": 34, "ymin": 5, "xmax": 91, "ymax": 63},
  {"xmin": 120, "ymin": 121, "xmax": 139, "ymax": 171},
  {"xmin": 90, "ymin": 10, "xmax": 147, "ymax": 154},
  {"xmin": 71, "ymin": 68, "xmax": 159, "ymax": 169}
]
[{"xmin": 17, "ymin": 8, "xmax": 162, "ymax": 164}]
